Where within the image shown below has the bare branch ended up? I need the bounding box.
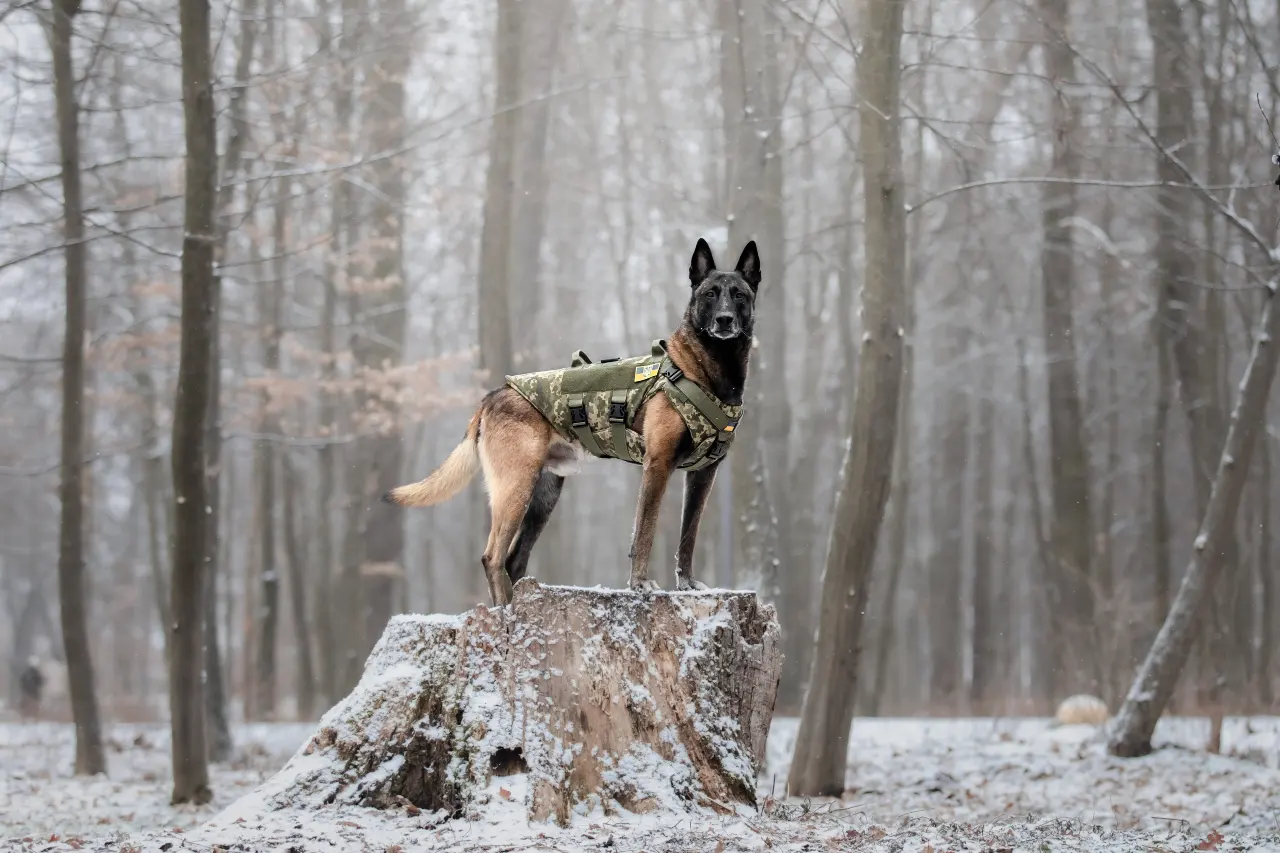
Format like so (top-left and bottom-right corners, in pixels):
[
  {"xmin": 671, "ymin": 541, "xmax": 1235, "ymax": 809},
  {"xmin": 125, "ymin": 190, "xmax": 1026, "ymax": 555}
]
[{"xmin": 907, "ymin": 176, "xmax": 1269, "ymax": 216}]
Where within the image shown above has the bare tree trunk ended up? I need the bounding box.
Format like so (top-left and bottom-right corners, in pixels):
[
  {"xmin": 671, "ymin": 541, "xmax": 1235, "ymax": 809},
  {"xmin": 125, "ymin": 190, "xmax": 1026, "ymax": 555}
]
[
  {"xmin": 1109, "ymin": 292, "xmax": 1280, "ymax": 756},
  {"xmin": 1259, "ymin": 436, "xmax": 1274, "ymax": 707},
  {"xmin": 719, "ymin": 0, "xmax": 788, "ymax": 605},
  {"xmin": 201, "ymin": 0, "xmax": 255, "ymax": 760},
  {"xmin": 476, "ymin": 0, "xmax": 520, "ymax": 381},
  {"xmin": 51, "ymin": 0, "xmax": 106, "ymax": 776},
  {"xmin": 143, "ymin": 437, "xmax": 171, "ymax": 648},
  {"xmin": 253, "ymin": 117, "xmax": 294, "ymax": 719},
  {"xmin": 202, "ymin": 279, "xmax": 232, "ymax": 758},
  {"xmin": 169, "ymin": 0, "xmax": 218, "ymax": 804},
  {"xmin": 336, "ymin": 461, "xmax": 368, "ymax": 693},
  {"xmin": 354, "ymin": 0, "xmax": 412, "ymax": 664},
  {"xmin": 508, "ymin": 0, "xmax": 569, "ymax": 365},
  {"xmin": 778, "ymin": 96, "xmax": 827, "ymax": 713},
  {"xmin": 1038, "ymin": 0, "xmax": 1095, "ymax": 694},
  {"xmin": 282, "ymin": 453, "xmax": 317, "ymax": 717},
  {"xmin": 928, "ymin": 322, "xmax": 968, "ymax": 708},
  {"xmin": 1097, "ymin": 198, "xmax": 1124, "ymax": 703},
  {"xmin": 1151, "ymin": 311, "xmax": 1173, "ymax": 625},
  {"xmin": 313, "ymin": 0, "xmax": 355, "ymax": 707},
  {"xmin": 787, "ymin": 0, "xmax": 905, "ymax": 797},
  {"xmin": 133, "ymin": 270, "xmax": 172, "ymax": 674},
  {"xmin": 869, "ymin": 325, "xmax": 913, "ymax": 717},
  {"xmin": 1146, "ymin": 0, "xmax": 1222, "ymax": 514},
  {"xmin": 1196, "ymin": 7, "xmax": 1240, "ymax": 726},
  {"xmin": 1015, "ymin": 333, "xmax": 1055, "ymax": 705},
  {"xmin": 970, "ymin": 371, "xmax": 998, "ymax": 708},
  {"xmin": 254, "ymin": 324, "xmax": 280, "ymax": 720}
]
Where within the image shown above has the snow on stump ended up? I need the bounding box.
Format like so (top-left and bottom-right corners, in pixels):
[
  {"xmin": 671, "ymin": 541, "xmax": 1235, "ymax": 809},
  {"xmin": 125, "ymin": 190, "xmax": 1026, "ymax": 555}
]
[{"xmin": 270, "ymin": 579, "xmax": 782, "ymax": 826}]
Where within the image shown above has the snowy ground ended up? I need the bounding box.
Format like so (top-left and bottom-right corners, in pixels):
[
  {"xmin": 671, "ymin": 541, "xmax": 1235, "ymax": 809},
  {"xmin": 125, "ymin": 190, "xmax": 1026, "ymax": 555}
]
[{"xmin": 2, "ymin": 716, "xmax": 1279, "ymax": 852}]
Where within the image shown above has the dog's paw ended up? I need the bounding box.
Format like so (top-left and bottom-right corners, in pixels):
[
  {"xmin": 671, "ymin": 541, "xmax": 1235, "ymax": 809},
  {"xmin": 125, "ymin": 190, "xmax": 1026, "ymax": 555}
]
[
  {"xmin": 675, "ymin": 576, "xmax": 708, "ymax": 592},
  {"xmin": 629, "ymin": 578, "xmax": 661, "ymax": 594}
]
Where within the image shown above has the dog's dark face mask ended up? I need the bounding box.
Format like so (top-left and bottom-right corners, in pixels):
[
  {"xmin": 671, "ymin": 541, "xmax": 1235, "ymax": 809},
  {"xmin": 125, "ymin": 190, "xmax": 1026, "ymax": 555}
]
[{"xmin": 686, "ymin": 238, "xmax": 759, "ymax": 343}]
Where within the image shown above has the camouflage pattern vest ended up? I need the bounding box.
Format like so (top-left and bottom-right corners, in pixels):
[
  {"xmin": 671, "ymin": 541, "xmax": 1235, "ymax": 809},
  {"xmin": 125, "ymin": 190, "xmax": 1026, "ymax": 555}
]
[{"xmin": 505, "ymin": 339, "xmax": 742, "ymax": 471}]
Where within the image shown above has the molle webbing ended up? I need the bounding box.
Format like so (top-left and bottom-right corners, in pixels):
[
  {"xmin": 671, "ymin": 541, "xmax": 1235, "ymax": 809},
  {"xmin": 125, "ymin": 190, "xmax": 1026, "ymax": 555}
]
[{"xmin": 504, "ymin": 339, "xmax": 742, "ymax": 470}]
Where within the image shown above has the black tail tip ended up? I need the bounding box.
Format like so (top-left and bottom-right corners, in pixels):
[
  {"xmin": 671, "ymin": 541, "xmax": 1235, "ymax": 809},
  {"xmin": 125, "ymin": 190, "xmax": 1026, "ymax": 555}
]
[{"xmin": 380, "ymin": 490, "xmax": 397, "ymax": 505}]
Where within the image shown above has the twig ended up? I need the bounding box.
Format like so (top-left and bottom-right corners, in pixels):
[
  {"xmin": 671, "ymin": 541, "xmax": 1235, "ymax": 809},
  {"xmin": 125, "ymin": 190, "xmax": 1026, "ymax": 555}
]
[{"xmin": 1258, "ymin": 94, "xmax": 1280, "ymax": 156}]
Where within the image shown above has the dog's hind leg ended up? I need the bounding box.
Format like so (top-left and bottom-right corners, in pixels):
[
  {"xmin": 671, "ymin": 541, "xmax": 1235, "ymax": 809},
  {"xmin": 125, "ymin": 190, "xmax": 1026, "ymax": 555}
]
[
  {"xmin": 477, "ymin": 418, "xmax": 549, "ymax": 607},
  {"xmin": 504, "ymin": 470, "xmax": 564, "ymax": 585}
]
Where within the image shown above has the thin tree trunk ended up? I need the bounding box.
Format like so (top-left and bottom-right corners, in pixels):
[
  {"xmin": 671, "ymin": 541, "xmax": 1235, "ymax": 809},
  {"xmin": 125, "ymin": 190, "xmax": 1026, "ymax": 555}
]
[
  {"xmin": 928, "ymin": 324, "xmax": 968, "ymax": 708},
  {"xmin": 508, "ymin": 0, "xmax": 570, "ymax": 365},
  {"xmin": 720, "ymin": 0, "xmax": 788, "ymax": 603},
  {"xmin": 1110, "ymin": 290, "xmax": 1280, "ymax": 756},
  {"xmin": 1097, "ymin": 199, "xmax": 1123, "ymax": 703},
  {"xmin": 1259, "ymin": 436, "xmax": 1274, "ymax": 708},
  {"xmin": 202, "ymin": 0, "xmax": 255, "ymax": 763},
  {"xmin": 778, "ymin": 94, "xmax": 826, "ymax": 713},
  {"xmin": 476, "ymin": 0, "xmax": 520, "ymax": 381},
  {"xmin": 117, "ymin": 111, "xmax": 171, "ymax": 678},
  {"xmin": 202, "ymin": 272, "xmax": 233, "ymax": 759},
  {"xmin": 171, "ymin": 0, "xmax": 217, "ymax": 805},
  {"xmin": 312, "ymin": 0, "xmax": 355, "ymax": 707},
  {"xmin": 51, "ymin": 0, "xmax": 106, "ymax": 776},
  {"xmin": 254, "ymin": 125, "xmax": 293, "ymax": 720},
  {"xmin": 869, "ymin": 329, "xmax": 913, "ymax": 717},
  {"xmin": 1015, "ymin": 333, "xmax": 1055, "ymax": 705},
  {"xmin": 787, "ymin": 0, "xmax": 905, "ymax": 797},
  {"xmin": 1151, "ymin": 311, "xmax": 1173, "ymax": 625},
  {"xmin": 1146, "ymin": 0, "xmax": 1223, "ymax": 511},
  {"xmin": 254, "ymin": 339, "xmax": 280, "ymax": 720},
  {"xmin": 970, "ymin": 372, "xmax": 998, "ymax": 708},
  {"xmin": 1196, "ymin": 7, "xmax": 1238, "ymax": 727},
  {"xmin": 282, "ymin": 453, "xmax": 317, "ymax": 717},
  {"xmin": 1038, "ymin": 0, "xmax": 1095, "ymax": 694},
  {"xmin": 143, "ymin": 443, "xmax": 171, "ymax": 649},
  {"xmin": 355, "ymin": 0, "xmax": 411, "ymax": 666},
  {"xmin": 203, "ymin": 304, "xmax": 232, "ymax": 757}
]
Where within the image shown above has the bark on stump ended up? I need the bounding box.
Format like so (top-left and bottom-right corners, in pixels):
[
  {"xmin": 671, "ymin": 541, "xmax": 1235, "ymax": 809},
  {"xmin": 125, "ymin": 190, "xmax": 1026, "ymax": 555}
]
[{"xmin": 267, "ymin": 580, "xmax": 781, "ymax": 825}]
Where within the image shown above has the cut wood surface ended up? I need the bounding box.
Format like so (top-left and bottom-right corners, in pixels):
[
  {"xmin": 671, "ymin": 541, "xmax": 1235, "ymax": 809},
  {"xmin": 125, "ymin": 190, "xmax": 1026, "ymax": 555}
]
[{"xmin": 257, "ymin": 580, "xmax": 782, "ymax": 825}]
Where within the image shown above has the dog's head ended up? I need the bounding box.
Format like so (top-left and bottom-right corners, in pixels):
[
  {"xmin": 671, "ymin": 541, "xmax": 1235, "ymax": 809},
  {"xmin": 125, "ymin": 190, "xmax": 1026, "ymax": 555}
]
[{"xmin": 685, "ymin": 238, "xmax": 760, "ymax": 343}]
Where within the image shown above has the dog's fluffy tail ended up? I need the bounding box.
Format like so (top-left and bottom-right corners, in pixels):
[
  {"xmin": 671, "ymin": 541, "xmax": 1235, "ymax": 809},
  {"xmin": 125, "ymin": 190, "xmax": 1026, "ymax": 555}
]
[{"xmin": 382, "ymin": 411, "xmax": 480, "ymax": 508}]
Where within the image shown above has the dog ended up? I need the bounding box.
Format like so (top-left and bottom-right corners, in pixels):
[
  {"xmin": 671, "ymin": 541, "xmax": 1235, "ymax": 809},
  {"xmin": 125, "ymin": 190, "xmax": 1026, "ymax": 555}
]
[{"xmin": 384, "ymin": 238, "xmax": 759, "ymax": 606}]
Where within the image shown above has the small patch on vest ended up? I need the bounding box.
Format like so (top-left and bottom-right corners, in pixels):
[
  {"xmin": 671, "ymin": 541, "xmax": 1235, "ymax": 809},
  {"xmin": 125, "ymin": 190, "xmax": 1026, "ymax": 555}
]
[
  {"xmin": 723, "ymin": 424, "xmax": 735, "ymax": 433},
  {"xmin": 634, "ymin": 363, "xmax": 659, "ymax": 382}
]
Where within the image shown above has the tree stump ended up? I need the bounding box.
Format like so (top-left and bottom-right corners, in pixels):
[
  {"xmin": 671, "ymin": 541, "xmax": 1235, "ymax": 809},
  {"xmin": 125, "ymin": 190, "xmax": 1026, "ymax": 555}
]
[{"xmin": 266, "ymin": 580, "xmax": 782, "ymax": 825}]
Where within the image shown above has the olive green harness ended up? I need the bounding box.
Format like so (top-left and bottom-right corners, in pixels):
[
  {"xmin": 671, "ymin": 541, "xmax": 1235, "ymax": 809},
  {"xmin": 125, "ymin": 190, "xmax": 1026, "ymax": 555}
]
[{"xmin": 505, "ymin": 339, "xmax": 742, "ymax": 471}]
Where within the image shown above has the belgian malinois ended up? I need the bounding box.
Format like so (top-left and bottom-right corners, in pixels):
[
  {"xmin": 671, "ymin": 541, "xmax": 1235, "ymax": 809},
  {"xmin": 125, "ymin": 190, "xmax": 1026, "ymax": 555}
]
[{"xmin": 384, "ymin": 238, "xmax": 759, "ymax": 606}]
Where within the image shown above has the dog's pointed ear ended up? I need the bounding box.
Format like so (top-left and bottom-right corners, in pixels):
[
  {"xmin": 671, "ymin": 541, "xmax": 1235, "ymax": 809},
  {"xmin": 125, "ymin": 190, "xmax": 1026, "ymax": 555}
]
[
  {"xmin": 690, "ymin": 238, "xmax": 716, "ymax": 287},
  {"xmin": 735, "ymin": 241, "xmax": 761, "ymax": 291}
]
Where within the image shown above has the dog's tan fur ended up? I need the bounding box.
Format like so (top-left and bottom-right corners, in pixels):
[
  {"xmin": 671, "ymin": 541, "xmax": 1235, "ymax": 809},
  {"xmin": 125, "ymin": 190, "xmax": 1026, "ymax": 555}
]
[
  {"xmin": 386, "ymin": 361, "xmax": 694, "ymax": 605},
  {"xmin": 386, "ymin": 239, "xmax": 758, "ymax": 606}
]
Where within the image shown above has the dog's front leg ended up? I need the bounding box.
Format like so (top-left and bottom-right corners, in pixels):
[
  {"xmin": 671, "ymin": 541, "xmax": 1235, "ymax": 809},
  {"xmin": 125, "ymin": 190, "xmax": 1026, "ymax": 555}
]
[
  {"xmin": 675, "ymin": 463, "xmax": 718, "ymax": 591},
  {"xmin": 628, "ymin": 403, "xmax": 684, "ymax": 593},
  {"xmin": 627, "ymin": 453, "xmax": 675, "ymax": 593}
]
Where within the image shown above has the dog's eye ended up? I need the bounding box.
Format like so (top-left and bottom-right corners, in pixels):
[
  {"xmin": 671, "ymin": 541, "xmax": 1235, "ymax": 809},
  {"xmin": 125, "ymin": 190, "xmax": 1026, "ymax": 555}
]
[
  {"xmin": 732, "ymin": 290, "xmax": 745, "ymax": 302},
  {"xmin": 705, "ymin": 288, "xmax": 719, "ymax": 300}
]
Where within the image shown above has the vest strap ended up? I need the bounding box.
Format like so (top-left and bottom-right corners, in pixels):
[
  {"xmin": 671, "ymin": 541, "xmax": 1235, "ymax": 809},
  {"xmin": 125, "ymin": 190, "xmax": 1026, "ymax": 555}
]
[
  {"xmin": 566, "ymin": 392, "xmax": 605, "ymax": 458},
  {"xmin": 608, "ymin": 389, "xmax": 630, "ymax": 461},
  {"xmin": 661, "ymin": 360, "xmax": 736, "ymax": 432},
  {"xmin": 659, "ymin": 359, "xmax": 740, "ymax": 470}
]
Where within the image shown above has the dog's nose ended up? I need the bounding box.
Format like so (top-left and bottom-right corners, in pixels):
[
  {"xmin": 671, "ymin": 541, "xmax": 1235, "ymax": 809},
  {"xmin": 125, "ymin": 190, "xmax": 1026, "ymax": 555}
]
[{"xmin": 715, "ymin": 314, "xmax": 734, "ymax": 330}]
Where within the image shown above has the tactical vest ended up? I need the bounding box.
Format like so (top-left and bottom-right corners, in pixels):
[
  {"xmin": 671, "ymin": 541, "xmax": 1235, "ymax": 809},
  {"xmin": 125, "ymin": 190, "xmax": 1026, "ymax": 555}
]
[{"xmin": 505, "ymin": 339, "xmax": 742, "ymax": 471}]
